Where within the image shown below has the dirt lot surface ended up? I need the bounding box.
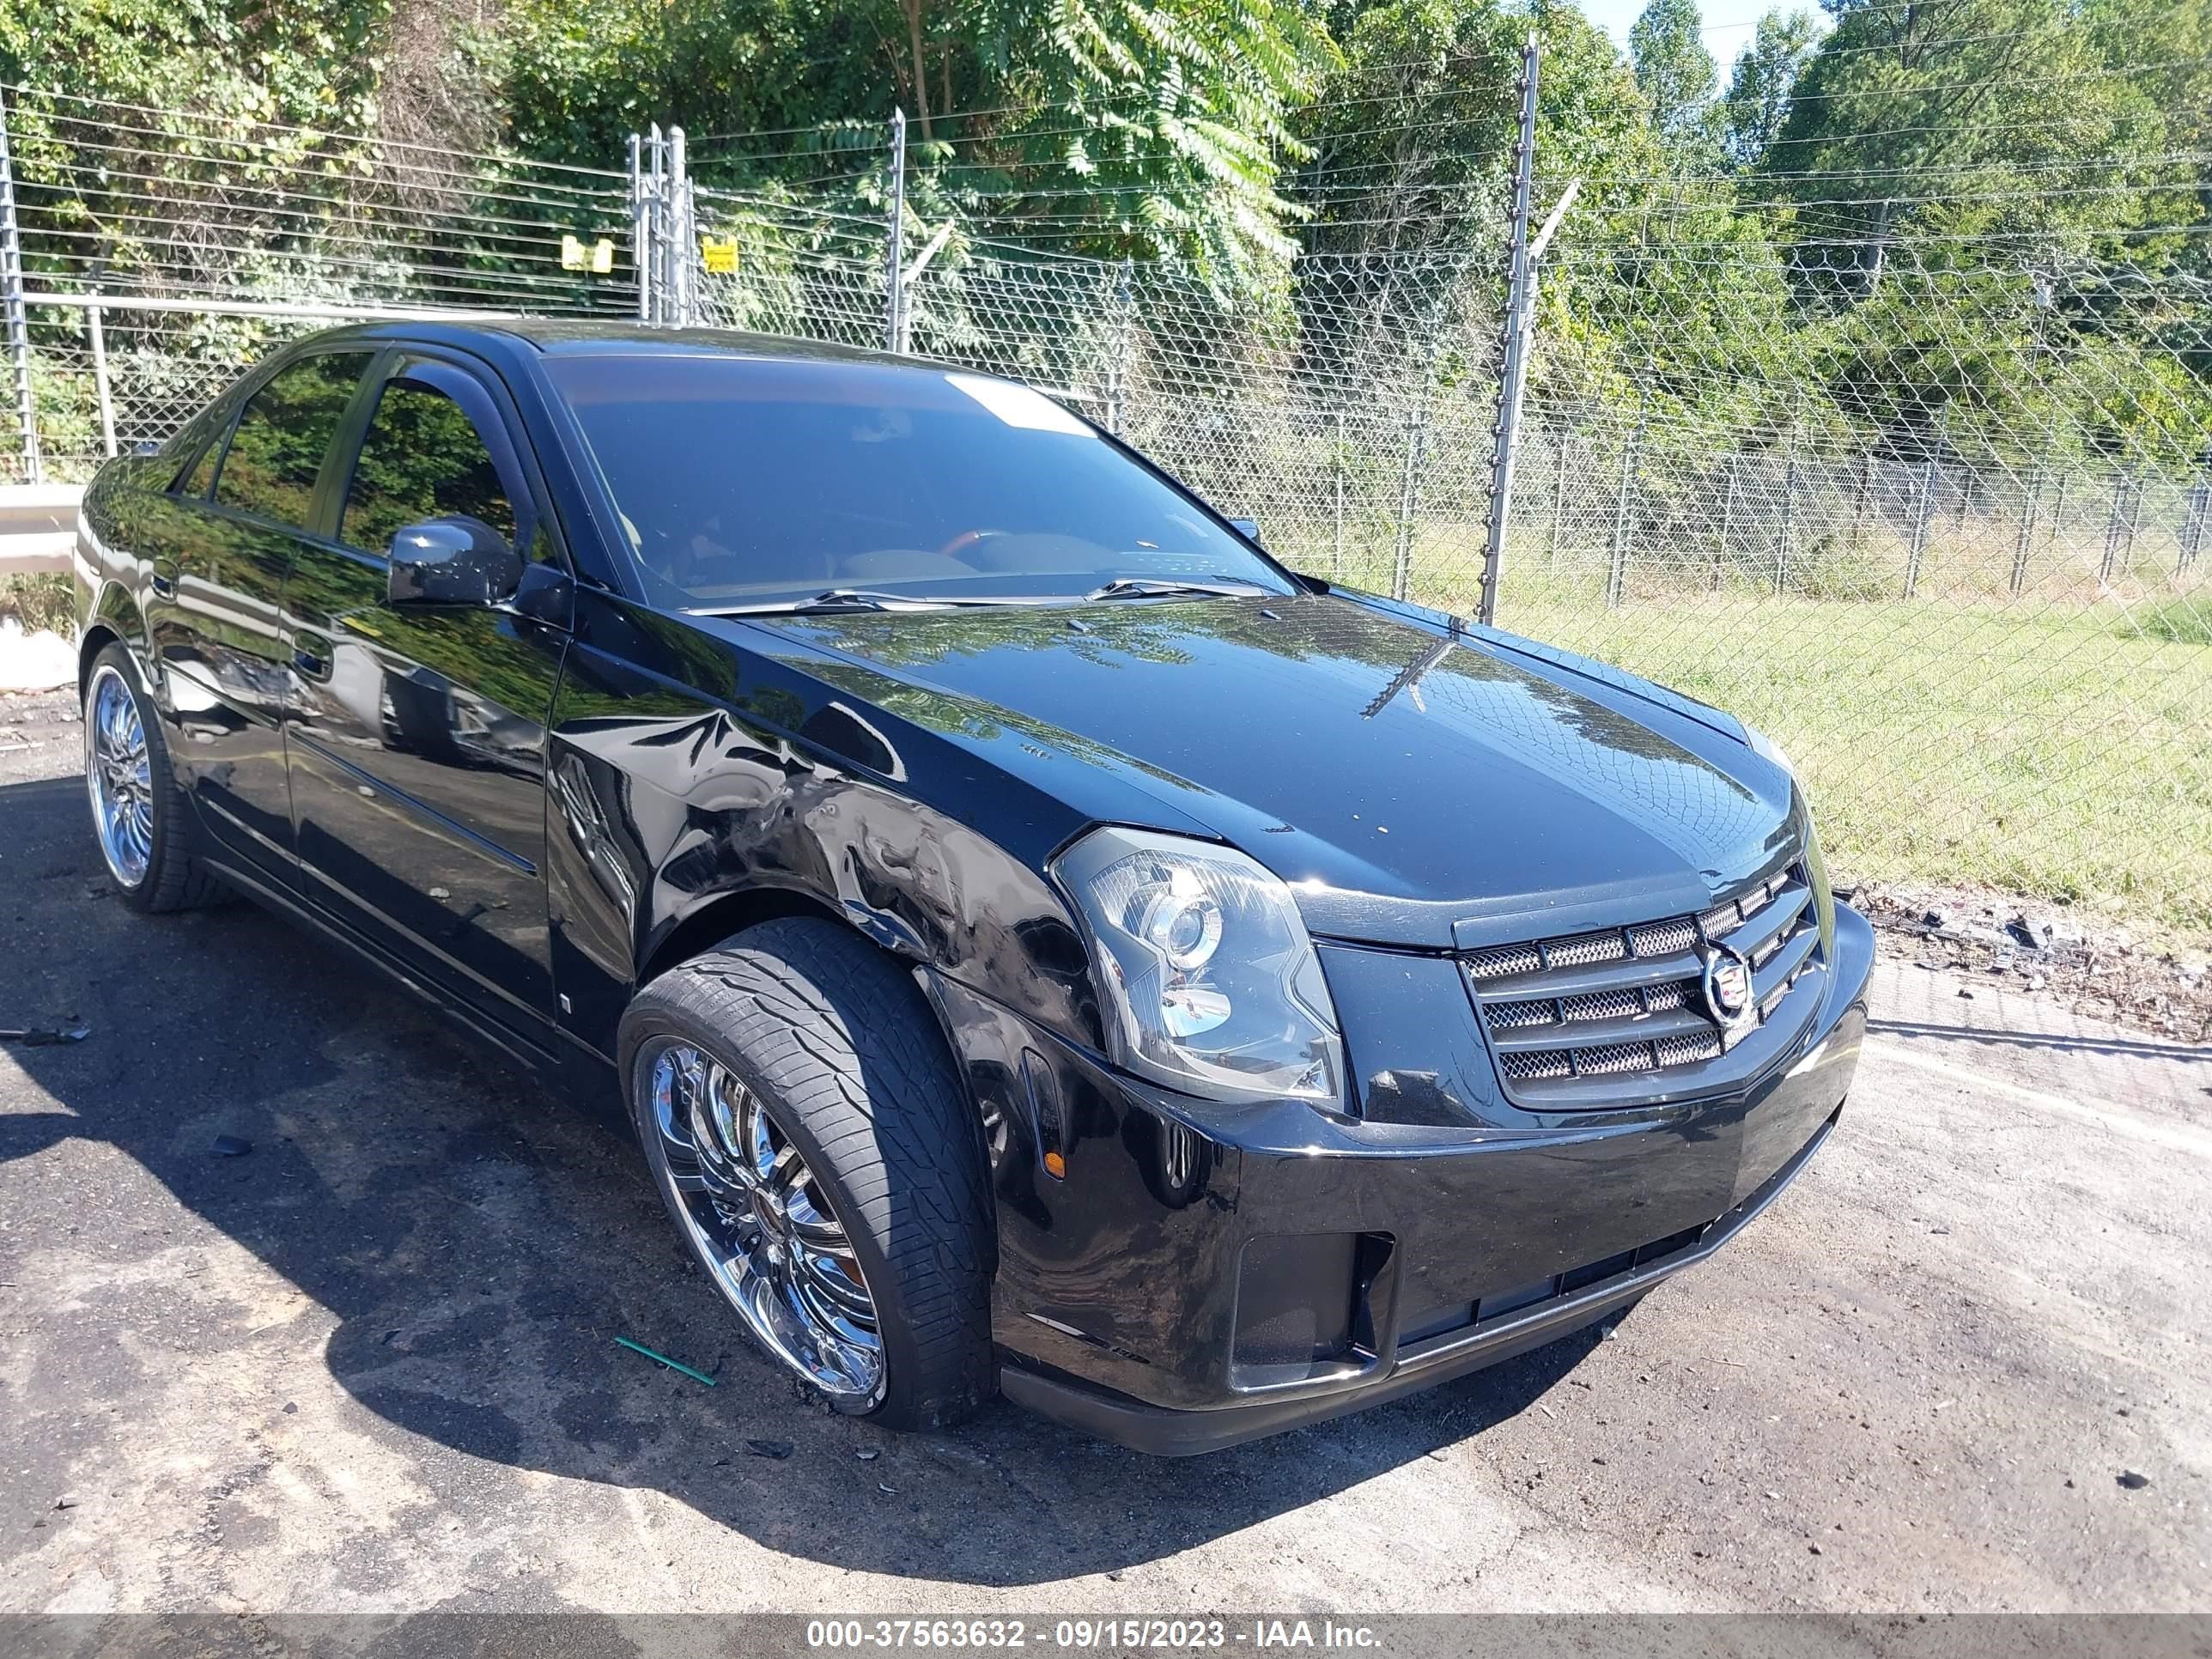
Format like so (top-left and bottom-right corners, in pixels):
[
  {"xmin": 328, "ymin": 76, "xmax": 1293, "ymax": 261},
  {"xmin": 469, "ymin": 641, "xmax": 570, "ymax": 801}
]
[{"xmin": 2, "ymin": 686, "xmax": 2207, "ymax": 1615}]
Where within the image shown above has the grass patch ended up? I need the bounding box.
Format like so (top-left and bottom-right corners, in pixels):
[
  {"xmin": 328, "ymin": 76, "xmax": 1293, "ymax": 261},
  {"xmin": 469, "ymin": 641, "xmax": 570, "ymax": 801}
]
[
  {"xmin": 1282, "ymin": 532, "xmax": 2212, "ymax": 944},
  {"xmin": 1500, "ymin": 584, "xmax": 2212, "ymax": 944},
  {"xmin": 2124, "ymin": 599, "xmax": 2212, "ymax": 647}
]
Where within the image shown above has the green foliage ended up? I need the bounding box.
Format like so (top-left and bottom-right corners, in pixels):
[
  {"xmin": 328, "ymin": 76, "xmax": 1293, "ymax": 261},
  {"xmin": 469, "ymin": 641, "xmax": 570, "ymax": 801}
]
[
  {"xmin": 1628, "ymin": 0, "xmax": 1721, "ymax": 167},
  {"xmin": 0, "ymin": 574, "xmax": 73, "ymax": 633},
  {"xmin": 481, "ymin": 0, "xmax": 1338, "ymax": 291},
  {"xmin": 5, "ymin": 0, "xmax": 2207, "ymax": 489},
  {"xmin": 950, "ymin": 0, "xmax": 1340, "ymax": 284},
  {"xmin": 0, "ymin": 0, "xmax": 382, "ymax": 128},
  {"xmin": 1722, "ymin": 8, "xmax": 1820, "ymax": 167},
  {"xmin": 2125, "ymin": 599, "xmax": 2212, "ymax": 646},
  {"xmin": 1762, "ymin": 0, "xmax": 2182, "ymax": 254},
  {"xmin": 1294, "ymin": 0, "xmax": 1651, "ymax": 254}
]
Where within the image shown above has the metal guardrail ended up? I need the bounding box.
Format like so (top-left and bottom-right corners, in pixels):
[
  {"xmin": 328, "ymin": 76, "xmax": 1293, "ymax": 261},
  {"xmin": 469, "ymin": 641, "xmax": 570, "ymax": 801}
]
[{"xmin": 0, "ymin": 480, "xmax": 79, "ymax": 573}]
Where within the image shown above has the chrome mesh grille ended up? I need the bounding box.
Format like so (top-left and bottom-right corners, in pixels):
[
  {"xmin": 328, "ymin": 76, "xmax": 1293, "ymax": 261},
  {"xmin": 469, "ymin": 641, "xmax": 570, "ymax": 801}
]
[
  {"xmin": 1560, "ymin": 987, "xmax": 1644, "ymax": 1023},
  {"xmin": 1629, "ymin": 918, "xmax": 1697, "ymax": 957},
  {"xmin": 1577, "ymin": 1041, "xmax": 1656, "ymax": 1076},
  {"xmin": 1546, "ymin": 931, "xmax": 1629, "ymax": 969},
  {"xmin": 1656, "ymin": 1030, "xmax": 1725, "ymax": 1067},
  {"xmin": 1467, "ymin": 942, "xmax": 1543, "ymax": 981},
  {"xmin": 1486, "ymin": 999, "xmax": 1559, "ymax": 1030},
  {"xmin": 1463, "ymin": 864, "xmax": 1824, "ymax": 1105},
  {"xmin": 1501, "ymin": 1049, "xmax": 1575, "ymax": 1081}
]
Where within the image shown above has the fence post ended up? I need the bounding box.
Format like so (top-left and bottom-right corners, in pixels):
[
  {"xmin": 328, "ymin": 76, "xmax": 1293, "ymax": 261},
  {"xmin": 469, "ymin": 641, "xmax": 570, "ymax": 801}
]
[
  {"xmin": 672, "ymin": 127, "xmax": 695, "ymax": 326},
  {"xmin": 88, "ymin": 295, "xmax": 115, "ymax": 459},
  {"xmin": 1850, "ymin": 447, "xmax": 1874, "ymax": 549},
  {"xmin": 1545, "ymin": 423, "xmax": 1569, "ymax": 572},
  {"xmin": 628, "ymin": 134, "xmax": 649, "ymax": 323},
  {"xmin": 0, "ymin": 87, "xmax": 42, "ymax": 484},
  {"xmin": 2008, "ymin": 466, "xmax": 2042, "ymax": 598},
  {"xmin": 1715, "ymin": 449, "xmax": 1738, "ymax": 591},
  {"xmin": 884, "ymin": 108, "xmax": 907, "ymax": 353},
  {"xmin": 1104, "ymin": 258, "xmax": 1133, "ymax": 435},
  {"xmin": 649, "ymin": 125, "xmax": 665, "ymax": 324},
  {"xmin": 2100, "ymin": 470, "xmax": 2132, "ymax": 586},
  {"xmin": 1332, "ymin": 407, "xmax": 1346, "ymax": 578},
  {"xmin": 1905, "ymin": 451, "xmax": 1935, "ymax": 599},
  {"xmin": 1391, "ymin": 362, "xmax": 1434, "ymax": 602},
  {"xmin": 1776, "ymin": 409, "xmax": 1800, "ymax": 597},
  {"xmin": 2183, "ymin": 478, "xmax": 2209, "ymax": 575},
  {"xmin": 1477, "ymin": 34, "xmax": 1540, "ymax": 627},
  {"xmin": 1606, "ymin": 401, "xmax": 1644, "ymax": 609}
]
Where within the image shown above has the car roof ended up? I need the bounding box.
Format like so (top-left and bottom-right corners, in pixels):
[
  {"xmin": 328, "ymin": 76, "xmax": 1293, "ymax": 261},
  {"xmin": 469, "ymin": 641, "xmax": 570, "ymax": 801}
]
[{"xmin": 313, "ymin": 316, "xmax": 919, "ymax": 372}]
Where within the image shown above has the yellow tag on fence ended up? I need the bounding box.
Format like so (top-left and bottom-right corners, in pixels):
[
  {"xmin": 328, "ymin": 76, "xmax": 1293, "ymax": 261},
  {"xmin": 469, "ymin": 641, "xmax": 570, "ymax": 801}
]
[
  {"xmin": 702, "ymin": 237, "xmax": 738, "ymax": 274},
  {"xmin": 561, "ymin": 234, "xmax": 617, "ymax": 274}
]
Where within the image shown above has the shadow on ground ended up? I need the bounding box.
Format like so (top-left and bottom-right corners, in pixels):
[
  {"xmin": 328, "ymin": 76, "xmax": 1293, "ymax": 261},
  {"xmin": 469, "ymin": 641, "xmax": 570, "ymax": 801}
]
[{"xmin": 1, "ymin": 773, "xmax": 1601, "ymax": 1588}]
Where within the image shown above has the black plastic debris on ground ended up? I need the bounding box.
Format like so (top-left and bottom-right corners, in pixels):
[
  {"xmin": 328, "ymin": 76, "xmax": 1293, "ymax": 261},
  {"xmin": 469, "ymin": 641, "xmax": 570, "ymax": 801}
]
[{"xmin": 0, "ymin": 1023, "xmax": 91, "ymax": 1045}]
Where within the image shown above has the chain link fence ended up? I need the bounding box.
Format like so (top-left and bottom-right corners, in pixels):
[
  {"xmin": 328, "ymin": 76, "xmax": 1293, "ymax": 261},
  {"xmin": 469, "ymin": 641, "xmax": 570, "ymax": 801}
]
[
  {"xmin": 0, "ymin": 82, "xmax": 635, "ymax": 480},
  {"xmin": 4, "ymin": 82, "xmax": 2209, "ymax": 939},
  {"xmin": 1504, "ymin": 240, "xmax": 2212, "ymax": 939}
]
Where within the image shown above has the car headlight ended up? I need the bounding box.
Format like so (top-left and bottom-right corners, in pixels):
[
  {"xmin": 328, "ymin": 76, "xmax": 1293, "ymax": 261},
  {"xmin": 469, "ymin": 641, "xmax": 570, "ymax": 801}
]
[{"xmin": 1052, "ymin": 827, "xmax": 1346, "ymax": 1104}]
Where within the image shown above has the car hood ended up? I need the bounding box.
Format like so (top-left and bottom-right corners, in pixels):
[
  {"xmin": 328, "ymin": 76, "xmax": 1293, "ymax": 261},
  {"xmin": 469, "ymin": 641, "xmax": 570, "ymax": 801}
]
[{"xmin": 748, "ymin": 592, "xmax": 1801, "ymax": 948}]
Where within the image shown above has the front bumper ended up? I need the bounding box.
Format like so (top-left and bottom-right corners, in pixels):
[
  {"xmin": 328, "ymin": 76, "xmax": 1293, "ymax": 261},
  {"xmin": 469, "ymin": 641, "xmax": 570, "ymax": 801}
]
[{"xmin": 929, "ymin": 901, "xmax": 1874, "ymax": 1455}]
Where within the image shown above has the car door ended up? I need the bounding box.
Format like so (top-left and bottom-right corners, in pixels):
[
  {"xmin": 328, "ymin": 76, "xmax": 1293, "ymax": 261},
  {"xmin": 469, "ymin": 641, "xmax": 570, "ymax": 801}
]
[
  {"xmin": 141, "ymin": 348, "xmax": 377, "ymax": 884},
  {"xmin": 282, "ymin": 348, "xmax": 572, "ymax": 1035}
]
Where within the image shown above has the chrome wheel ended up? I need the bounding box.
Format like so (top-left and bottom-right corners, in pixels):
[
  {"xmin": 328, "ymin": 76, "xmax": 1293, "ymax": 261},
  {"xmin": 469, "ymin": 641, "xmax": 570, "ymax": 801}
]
[
  {"xmin": 641, "ymin": 1038, "xmax": 885, "ymax": 1407},
  {"xmin": 86, "ymin": 665, "xmax": 155, "ymax": 889}
]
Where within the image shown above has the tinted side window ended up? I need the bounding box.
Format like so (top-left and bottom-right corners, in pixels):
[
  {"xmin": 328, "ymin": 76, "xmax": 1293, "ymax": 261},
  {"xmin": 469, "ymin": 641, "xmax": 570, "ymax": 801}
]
[
  {"xmin": 177, "ymin": 434, "xmax": 221, "ymax": 498},
  {"xmin": 214, "ymin": 352, "xmax": 373, "ymax": 529},
  {"xmin": 340, "ymin": 380, "xmax": 519, "ymax": 556}
]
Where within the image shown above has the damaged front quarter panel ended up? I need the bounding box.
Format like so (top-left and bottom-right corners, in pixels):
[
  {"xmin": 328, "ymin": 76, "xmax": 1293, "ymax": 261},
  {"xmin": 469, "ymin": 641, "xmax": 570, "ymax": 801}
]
[{"xmin": 540, "ymin": 589, "xmax": 1107, "ymax": 1063}]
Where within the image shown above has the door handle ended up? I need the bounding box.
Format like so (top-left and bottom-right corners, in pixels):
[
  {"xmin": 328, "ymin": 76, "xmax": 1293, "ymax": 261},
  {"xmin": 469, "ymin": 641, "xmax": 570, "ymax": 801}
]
[{"xmin": 149, "ymin": 560, "xmax": 178, "ymax": 599}]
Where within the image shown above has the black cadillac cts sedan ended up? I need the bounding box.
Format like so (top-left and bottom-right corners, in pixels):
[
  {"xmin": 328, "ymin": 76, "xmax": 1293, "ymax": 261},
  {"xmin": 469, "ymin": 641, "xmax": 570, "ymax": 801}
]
[{"xmin": 74, "ymin": 321, "xmax": 1871, "ymax": 1454}]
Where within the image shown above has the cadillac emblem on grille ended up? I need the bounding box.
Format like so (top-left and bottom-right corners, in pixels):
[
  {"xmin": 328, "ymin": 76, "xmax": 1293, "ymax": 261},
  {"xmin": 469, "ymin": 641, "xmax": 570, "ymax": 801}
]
[{"xmin": 1702, "ymin": 945, "xmax": 1755, "ymax": 1026}]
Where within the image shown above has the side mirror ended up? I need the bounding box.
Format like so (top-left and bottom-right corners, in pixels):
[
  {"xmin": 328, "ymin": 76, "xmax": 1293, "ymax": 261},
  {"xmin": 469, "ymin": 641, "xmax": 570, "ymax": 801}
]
[
  {"xmin": 1229, "ymin": 517, "xmax": 1264, "ymax": 547},
  {"xmin": 387, "ymin": 516, "xmax": 523, "ymax": 608}
]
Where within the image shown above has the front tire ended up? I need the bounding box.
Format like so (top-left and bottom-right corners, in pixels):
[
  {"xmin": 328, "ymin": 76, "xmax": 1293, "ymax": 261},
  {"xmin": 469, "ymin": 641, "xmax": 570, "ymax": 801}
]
[
  {"xmin": 619, "ymin": 918, "xmax": 995, "ymax": 1430},
  {"xmin": 82, "ymin": 643, "xmax": 227, "ymax": 914}
]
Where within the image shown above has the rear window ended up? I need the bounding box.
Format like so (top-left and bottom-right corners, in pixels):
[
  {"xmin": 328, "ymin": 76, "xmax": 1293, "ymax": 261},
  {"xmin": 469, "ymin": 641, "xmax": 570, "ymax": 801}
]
[
  {"xmin": 213, "ymin": 351, "xmax": 373, "ymax": 531},
  {"xmin": 544, "ymin": 353, "xmax": 1285, "ymax": 606}
]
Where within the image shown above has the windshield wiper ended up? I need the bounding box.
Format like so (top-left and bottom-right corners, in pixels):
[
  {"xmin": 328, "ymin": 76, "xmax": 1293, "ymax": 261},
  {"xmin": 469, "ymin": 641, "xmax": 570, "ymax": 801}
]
[
  {"xmin": 695, "ymin": 588, "xmax": 1030, "ymax": 617},
  {"xmin": 1081, "ymin": 577, "xmax": 1273, "ymax": 603}
]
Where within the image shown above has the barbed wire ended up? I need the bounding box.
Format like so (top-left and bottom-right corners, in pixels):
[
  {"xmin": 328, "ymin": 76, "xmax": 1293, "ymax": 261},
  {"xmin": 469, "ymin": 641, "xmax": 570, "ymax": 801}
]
[{"xmin": 0, "ymin": 82, "xmax": 630, "ymax": 183}]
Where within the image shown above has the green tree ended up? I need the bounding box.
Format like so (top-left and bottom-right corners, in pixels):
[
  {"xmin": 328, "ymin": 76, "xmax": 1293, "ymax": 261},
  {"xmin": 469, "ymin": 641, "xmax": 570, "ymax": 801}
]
[
  {"xmin": 1722, "ymin": 9, "xmax": 1820, "ymax": 167},
  {"xmin": 1762, "ymin": 0, "xmax": 2175, "ymax": 258},
  {"xmin": 485, "ymin": 0, "xmax": 1338, "ymax": 293},
  {"xmin": 1759, "ymin": 0, "xmax": 2212, "ymax": 459},
  {"xmin": 1294, "ymin": 0, "xmax": 1654, "ymax": 255},
  {"xmin": 1628, "ymin": 0, "xmax": 1721, "ymax": 167}
]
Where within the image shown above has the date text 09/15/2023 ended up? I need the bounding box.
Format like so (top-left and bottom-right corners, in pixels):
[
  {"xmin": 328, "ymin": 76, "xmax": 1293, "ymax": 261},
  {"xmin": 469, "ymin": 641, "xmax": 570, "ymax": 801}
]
[{"xmin": 805, "ymin": 1619, "xmax": 1384, "ymax": 1650}]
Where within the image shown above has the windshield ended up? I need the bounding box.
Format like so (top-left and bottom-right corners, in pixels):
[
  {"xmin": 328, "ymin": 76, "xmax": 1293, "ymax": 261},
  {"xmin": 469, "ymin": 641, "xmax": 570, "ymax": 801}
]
[{"xmin": 545, "ymin": 352, "xmax": 1291, "ymax": 609}]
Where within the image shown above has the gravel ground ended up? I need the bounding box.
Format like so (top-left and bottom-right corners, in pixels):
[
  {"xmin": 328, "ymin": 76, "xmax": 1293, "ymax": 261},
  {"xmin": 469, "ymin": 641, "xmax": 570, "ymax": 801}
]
[{"xmin": 1, "ymin": 686, "xmax": 2206, "ymax": 1615}]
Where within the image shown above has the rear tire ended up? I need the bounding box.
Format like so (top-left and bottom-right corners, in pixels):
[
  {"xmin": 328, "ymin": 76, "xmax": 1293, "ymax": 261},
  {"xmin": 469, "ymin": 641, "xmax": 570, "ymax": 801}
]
[
  {"xmin": 82, "ymin": 642, "xmax": 228, "ymax": 914},
  {"xmin": 619, "ymin": 918, "xmax": 995, "ymax": 1430}
]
